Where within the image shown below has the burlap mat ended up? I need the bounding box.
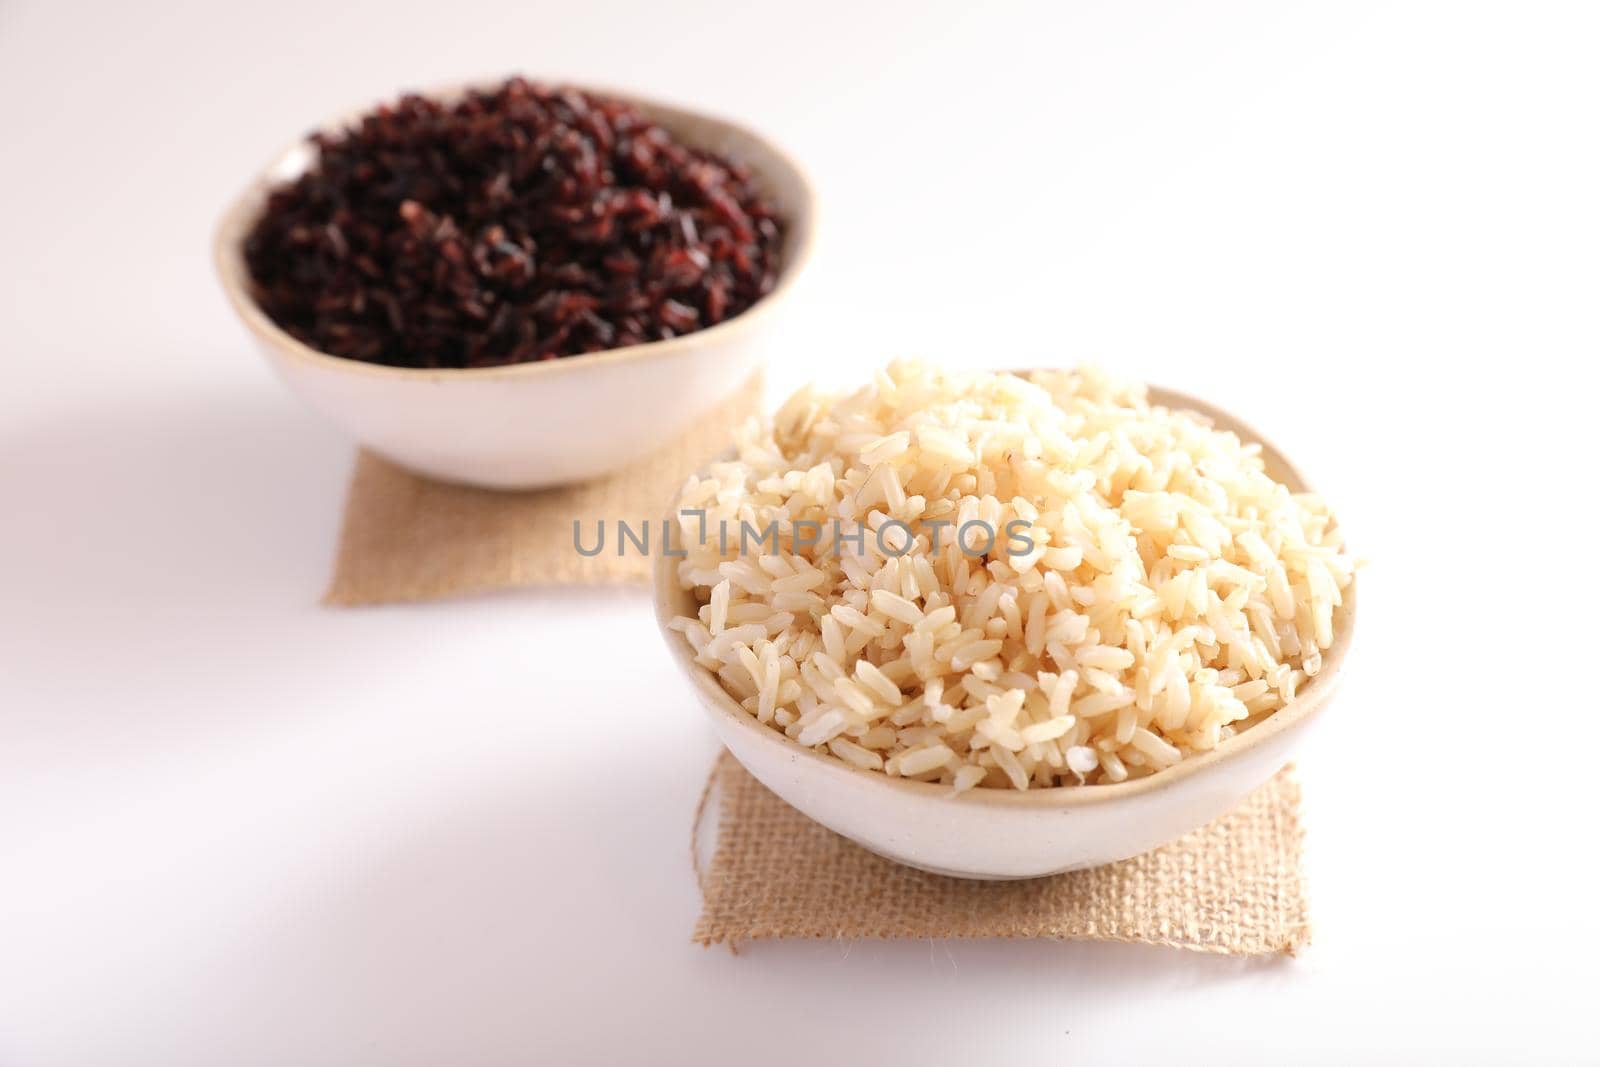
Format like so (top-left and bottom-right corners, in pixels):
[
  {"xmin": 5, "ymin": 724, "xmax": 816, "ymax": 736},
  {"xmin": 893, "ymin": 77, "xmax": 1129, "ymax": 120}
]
[
  {"xmin": 693, "ymin": 751, "xmax": 1309, "ymax": 956},
  {"xmin": 324, "ymin": 374, "xmax": 762, "ymax": 605}
]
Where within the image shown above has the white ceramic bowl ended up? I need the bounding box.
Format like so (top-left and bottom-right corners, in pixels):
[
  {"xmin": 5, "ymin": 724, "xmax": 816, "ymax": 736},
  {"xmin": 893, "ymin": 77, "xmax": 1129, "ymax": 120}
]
[
  {"xmin": 214, "ymin": 82, "xmax": 815, "ymax": 490},
  {"xmin": 654, "ymin": 385, "xmax": 1355, "ymax": 879}
]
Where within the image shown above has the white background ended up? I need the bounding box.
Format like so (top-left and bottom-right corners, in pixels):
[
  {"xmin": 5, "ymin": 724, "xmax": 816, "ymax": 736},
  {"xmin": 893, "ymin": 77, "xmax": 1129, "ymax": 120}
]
[{"xmin": 3, "ymin": 1, "xmax": 1598, "ymax": 1063}]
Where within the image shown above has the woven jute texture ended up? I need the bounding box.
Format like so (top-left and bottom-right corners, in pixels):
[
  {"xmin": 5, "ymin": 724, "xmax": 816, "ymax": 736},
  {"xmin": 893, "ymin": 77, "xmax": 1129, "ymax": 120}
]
[
  {"xmin": 693, "ymin": 751, "xmax": 1309, "ymax": 956},
  {"xmin": 324, "ymin": 374, "xmax": 761, "ymax": 605}
]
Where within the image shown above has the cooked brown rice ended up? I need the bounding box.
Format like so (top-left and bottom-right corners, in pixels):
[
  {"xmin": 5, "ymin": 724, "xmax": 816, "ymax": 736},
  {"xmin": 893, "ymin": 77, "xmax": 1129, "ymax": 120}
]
[{"xmin": 669, "ymin": 362, "xmax": 1354, "ymax": 790}]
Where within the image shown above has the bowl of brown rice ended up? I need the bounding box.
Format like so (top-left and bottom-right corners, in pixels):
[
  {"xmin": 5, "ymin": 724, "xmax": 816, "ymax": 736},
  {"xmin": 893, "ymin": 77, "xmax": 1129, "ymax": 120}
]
[{"xmin": 655, "ymin": 361, "xmax": 1355, "ymax": 879}]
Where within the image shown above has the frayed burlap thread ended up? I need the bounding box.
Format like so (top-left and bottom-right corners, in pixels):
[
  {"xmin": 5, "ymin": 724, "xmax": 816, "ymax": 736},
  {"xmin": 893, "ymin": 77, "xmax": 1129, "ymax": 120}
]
[
  {"xmin": 693, "ymin": 751, "xmax": 1309, "ymax": 956},
  {"xmin": 324, "ymin": 374, "xmax": 761, "ymax": 605}
]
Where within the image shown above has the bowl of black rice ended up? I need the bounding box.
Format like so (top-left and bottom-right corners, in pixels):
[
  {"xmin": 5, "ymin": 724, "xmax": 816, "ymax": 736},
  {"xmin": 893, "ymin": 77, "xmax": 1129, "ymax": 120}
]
[{"xmin": 214, "ymin": 77, "xmax": 815, "ymax": 489}]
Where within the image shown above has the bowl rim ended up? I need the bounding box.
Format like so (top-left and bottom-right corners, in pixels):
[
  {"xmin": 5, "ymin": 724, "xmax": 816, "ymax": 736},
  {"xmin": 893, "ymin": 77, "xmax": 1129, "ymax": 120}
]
[
  {"xmin": 212, "ymin": 77, "xmax": 818, "ymax": 383},
  {"xmin": 653, "ymin": 379, "xmax": 1357, "ymax": 810}
]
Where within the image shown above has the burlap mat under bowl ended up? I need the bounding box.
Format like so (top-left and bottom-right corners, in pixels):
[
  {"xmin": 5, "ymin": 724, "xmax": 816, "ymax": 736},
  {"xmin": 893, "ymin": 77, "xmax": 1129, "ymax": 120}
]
[
  {"xmin": 693, "ymin": 750, "xmax": 1309, "ymax": 956},
  {"xmin": 324, "ymin": 374, "xmax": 762, "ymax": 605}
]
